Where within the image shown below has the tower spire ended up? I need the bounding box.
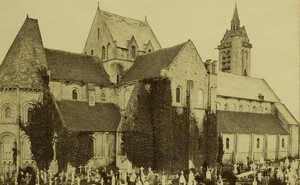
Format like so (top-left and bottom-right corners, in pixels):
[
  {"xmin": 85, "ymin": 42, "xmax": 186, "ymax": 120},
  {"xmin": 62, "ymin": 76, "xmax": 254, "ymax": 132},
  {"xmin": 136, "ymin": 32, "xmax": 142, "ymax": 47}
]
[{"xmin": 231, "ymin": 3, "xmax": 240, "ymax": 30}]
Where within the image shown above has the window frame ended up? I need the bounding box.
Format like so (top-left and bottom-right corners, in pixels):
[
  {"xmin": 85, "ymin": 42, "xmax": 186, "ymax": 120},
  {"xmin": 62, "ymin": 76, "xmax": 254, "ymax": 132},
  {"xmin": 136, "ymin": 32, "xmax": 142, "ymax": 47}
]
[{"xmin": 72, "ymin": 89, "xmax": 78, "ymax": 100}]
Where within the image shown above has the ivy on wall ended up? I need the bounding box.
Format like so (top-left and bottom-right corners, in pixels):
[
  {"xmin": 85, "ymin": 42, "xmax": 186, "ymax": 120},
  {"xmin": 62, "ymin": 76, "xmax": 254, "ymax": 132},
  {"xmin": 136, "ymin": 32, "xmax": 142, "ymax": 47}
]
[
  {"xmin": 122, "ymin": 82, "xmax": 154, "ymax": 168},
  {"xmin": 56, "ymin": 130, "xmax": 93, "ymax": 171},
  {"xmin": 202, "ymin": 110, "xmax": 219, "ymax": 166},
  {"xmin": 123, "ymin": 78, "xmax": 203, "ymax": 172}
]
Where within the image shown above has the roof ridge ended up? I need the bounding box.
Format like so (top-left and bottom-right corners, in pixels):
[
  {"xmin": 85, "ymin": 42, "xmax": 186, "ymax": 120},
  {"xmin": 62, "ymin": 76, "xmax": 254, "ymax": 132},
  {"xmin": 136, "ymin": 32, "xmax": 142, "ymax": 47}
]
[
  {"xmin": 141, "ymin": 40, "xmax": 188, "ymax": 57},
  {"xmin": 45, "ymin": 48, "xmax": 96, "ymax": 58},
  {"xmin": 102, "ymin": 10, "xmax": 146, "ymax": 24},
  {"xmin": 219, "ymin": 72, "xmax": 264, "ymax": 81}
]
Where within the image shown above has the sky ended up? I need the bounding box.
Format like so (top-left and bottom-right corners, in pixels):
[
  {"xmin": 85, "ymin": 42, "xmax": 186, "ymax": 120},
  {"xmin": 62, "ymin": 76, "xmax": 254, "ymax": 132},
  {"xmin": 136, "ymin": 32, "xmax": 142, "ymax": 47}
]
[{"xmin": 0, "ymin": 0, "xmax": 299, "ymax": 120}]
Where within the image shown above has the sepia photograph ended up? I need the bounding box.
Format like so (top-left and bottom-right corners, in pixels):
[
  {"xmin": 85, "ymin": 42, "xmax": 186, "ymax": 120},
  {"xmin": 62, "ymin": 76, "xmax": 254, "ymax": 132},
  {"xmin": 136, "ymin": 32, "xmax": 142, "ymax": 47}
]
[{"xmin": 0, "ymin": 0, "xmax": 298, "ymax": 184}]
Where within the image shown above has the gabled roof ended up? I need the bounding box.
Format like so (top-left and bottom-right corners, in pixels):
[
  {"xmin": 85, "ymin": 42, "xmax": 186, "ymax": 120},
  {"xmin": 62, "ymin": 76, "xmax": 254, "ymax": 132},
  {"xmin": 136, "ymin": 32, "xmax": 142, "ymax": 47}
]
[
  {"xmin": 101, "ymin": 10, "xmax": 161, "ymax": 50},
  {"xmin": 0, "ymin": 17, "xmax": 47, "ymax": 88},
  {"xmin": 45, "ymin": 48, "xmax": 111, "ymax": 85},
  {"xmin": 121, "ymin": 41, "xmax": 187, "ymax": 83},
  {"xmin": 217, "ymin": 111, "xmax": 289, "ymax": 135},
  {"xmin": 56, "ymin": 100, "xmax": 121, "ymax": 132},
  {"xmin": 274, "ymin": 103, "xmax": 299, "ymax": 125},
  {"xmin": 217, "ymin": 72, "xmax": 280, "ymax": 102}
]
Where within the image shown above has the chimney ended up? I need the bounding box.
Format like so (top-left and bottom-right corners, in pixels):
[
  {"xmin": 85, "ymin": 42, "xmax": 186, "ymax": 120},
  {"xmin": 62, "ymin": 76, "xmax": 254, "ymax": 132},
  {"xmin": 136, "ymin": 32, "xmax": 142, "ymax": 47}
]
[
  {"xmin": 87, "ymin": 83, "xmax": 95, "ymax": 106},
  {"xmin": 212, "ymin": 60, "xmax": 218, "ymax": 74},
  {"xmin": 205, "ymin": 59, "xmax": 212, "ymax": 73}
]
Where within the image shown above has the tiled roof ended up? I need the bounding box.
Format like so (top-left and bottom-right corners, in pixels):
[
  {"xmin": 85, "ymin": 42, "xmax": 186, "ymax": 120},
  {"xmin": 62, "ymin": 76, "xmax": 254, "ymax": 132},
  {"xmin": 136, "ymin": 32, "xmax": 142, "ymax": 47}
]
[
  {"xmin": 274, "ymin": 103, "xmax": 299, "ymax": 125},
  {"xmin": 101, "ymin": 10, "xmax": 161, "ymax": 50},
  {"xmin": 45, "ymin": 49, "xmax": 111, "ymax": 85},
  {"xmin": 217, "ymin": 111, "xmax": 289, "ymax": 135},
  {"xmin": 0, "ymin": 17, "xmax": 47, "ymax": 88},
  {"xmin": 122, "ymin": 41, "xmax": 187, "ymax": 83},
  {"xmin": 56, "ymin": 100, "xmax": 121, "ymax": 132},
  {"xmin": 217, "ymin": 72, "xmax": 280, "ymax": 102}
]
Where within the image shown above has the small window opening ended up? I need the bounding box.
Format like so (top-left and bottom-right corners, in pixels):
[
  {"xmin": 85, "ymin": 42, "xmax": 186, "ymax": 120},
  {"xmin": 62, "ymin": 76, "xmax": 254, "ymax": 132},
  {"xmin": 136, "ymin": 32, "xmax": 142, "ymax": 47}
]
[
  {"xmin": 282, "ymin": 138, "xmax": 285, "ymax": 148},
  {"xmin": 72, "ymin": 89, "xmax": 78, "ymax": 100},
  {"xmin": 256, "ymin": 138, "xmax": 260, "ymax": 148},
  {"xmin": 101, "ymin": 92, "xmax": 106, "ymax": 102},
  {"xmin": 176, "ymin": 87, "xmax": 181, "ymax": 103},
  {"xmin": 226, "ymin": 138, "xmax": 229, "ymax": 149},
  {"xmin": 131, "ymin": 46, "xmax": 136, "ymax": 58},
  {"xmin": 5, "ymin": 107, "xmax": 11, "ymax": 118},
  {"xmin": 27, "ymin": 108, "xmax": 33, "ymax": 122}
]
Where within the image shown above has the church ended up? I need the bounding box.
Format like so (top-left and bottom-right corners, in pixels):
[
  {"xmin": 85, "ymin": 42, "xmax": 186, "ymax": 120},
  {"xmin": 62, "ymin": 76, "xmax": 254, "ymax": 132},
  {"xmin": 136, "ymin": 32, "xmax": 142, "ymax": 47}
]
[{"xmin": 0, "ymin": 4, "xmax": 298, "ymax": 173}]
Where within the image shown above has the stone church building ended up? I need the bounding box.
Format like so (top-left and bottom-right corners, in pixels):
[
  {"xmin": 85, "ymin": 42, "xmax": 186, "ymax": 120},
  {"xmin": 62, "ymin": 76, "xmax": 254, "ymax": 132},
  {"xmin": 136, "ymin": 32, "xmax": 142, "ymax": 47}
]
[{"xmin": 0, "ymin": 5, "xmax": 298, "ymax": 173}]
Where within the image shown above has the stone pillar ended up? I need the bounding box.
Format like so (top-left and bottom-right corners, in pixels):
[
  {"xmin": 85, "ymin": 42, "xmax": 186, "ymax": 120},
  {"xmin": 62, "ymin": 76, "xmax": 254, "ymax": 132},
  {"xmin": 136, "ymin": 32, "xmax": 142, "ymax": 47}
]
[
  {"xmin": 235, "ymin": 133, "xmax": 239, "ymax": 160},
  {"xmin": 264, "ymin": 134, "xmax": 268, "ymax": 159},
  {"xmin": 250, "ymin": 134, "xmax": 254, "ymax": 161},
  {"xmin": 276, "ymin": 134, "xmax": 280, "ymax": 160}
]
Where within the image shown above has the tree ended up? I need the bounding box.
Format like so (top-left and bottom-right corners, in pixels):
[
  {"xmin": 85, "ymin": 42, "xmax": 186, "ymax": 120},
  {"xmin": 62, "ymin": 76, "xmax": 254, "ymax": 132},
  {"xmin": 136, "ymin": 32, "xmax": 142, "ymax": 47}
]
[
  {"xmin": 149, "ymin": 79, "xmax": 173, "ymax": 172},
  {"xmin": 19, "ymin": 75, "xmax": 55, "ymax": 169},
  {"xmin": 202, "ymin": 110, "xmax": 218, "ymax": 167}
]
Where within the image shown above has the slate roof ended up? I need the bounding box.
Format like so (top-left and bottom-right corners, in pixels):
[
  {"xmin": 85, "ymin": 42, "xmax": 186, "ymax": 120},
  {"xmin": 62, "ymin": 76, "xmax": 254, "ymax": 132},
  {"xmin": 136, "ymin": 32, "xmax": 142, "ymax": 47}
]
[
  {"xmin": 217, "ymin": 72, "xmax": 280, "ymax": 102},
  {"xmin": 56, "ymin": 100, "xmax": 121, "ymax": 132},
  {"xmin": 101, "ymin": 10, "xmax": 161, "ymax": 50},
  {"xmin": 122, "ymin": 41, "xmax": 187, "ymax": 82},
  {"xmin": 45, "ymin": 49, "xmax": 111, "ymax": 85},
  {"xmin": 217, "ymin": 111, "xmax": 289, "ymax": 135},
  {"xmin": 0, "ymin": 17, "xmax": 47, "ymax": 88}
]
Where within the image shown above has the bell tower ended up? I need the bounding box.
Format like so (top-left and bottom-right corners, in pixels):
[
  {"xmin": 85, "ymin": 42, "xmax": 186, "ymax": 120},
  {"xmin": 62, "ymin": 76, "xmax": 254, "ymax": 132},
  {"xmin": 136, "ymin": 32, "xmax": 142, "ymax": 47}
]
[{"xmin": 218, "ymin": 4, "xmax": 252, "ymax": 76}]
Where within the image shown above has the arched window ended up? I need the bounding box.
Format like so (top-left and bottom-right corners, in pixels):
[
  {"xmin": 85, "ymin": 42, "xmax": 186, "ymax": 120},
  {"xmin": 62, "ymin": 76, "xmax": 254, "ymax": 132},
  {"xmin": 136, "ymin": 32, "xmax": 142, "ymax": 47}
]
[
  {"xmin": 91, "ymin": 50, "xmax": 94, "ymax": 55},
  {"xmin": 252, "ymin": 105, "xmax": 256, "ymax": 112},
  {"xmin": 175, "ymin": 87, "xmax": 181, "ymax": 103},
  {"xmin": 257, "ymin": 138, "xmax": 260, "ymax": 148},
  {"xmin": 107, "ymin": 43, "xmax": 111, "ymax": 60},
  {"xmin": 226, "ymin": 138, "xmax": 230, "ymax": 149},
  {"xmin": 102, "ymin": 46, "xmax": 106, "ymax": 60},
  {"xmin": 5, "ymin": 107, "xmax": 12, "ymax": 118},
  {"xmin": 72, "ymin": 89, "xmax": 78, "ymax": 100},
  {"xmin": 282, "ymin": 138, "xmax": 285, "ymax": 148},
  {"xmin": 224, "ymin": 103, "xmax": 229, "ymax": 110},
  {"xmin": 97, "ymin": 28, "xmax": 100, "ymax": 40},
  {"xmin": 27, "ymin": 108, "xmax": 33, "ymax": 122},
  {"xmin": 239, "ymin": 105, "xmax": 243, "ymax": 111},
  {"xmin": 131, "ymin": 46, "xmax": 136, "ymax": 58},
  {"xmin": 2, "ymin": 135, "xmax": 14, "ymax": 160},
  {"xmin": 101, "ymin": 92, "xmax": 106, "ymax": 102}
]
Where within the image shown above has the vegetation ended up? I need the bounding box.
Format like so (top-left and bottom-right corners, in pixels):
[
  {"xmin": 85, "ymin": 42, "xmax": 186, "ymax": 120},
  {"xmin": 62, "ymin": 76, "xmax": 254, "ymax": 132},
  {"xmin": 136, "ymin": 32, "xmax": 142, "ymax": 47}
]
[
  {"xmin": 123, "ymin": 78, "xmax": 203, "ymax": 172},
  {"xmin": 57, "ymin": 130, "xmax": 94, "ymax": 171},
  {"xmin": 202, "ymin": 109, "xmax": 219, "ymax": 167},
  {"xmin": 20, "ymin": 68, "xmax": 94, "ymax": 171},
  {"xmin": 19, "ymin": 80, "xmax": 55, "ymax": 170}
]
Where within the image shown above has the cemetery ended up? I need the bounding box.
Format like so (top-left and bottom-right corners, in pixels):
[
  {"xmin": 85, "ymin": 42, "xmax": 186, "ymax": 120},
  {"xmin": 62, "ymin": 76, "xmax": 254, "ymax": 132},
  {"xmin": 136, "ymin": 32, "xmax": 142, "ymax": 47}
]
[{"xmin": 1, "ymin": 156, "xmax": 300, "ymax": 184}]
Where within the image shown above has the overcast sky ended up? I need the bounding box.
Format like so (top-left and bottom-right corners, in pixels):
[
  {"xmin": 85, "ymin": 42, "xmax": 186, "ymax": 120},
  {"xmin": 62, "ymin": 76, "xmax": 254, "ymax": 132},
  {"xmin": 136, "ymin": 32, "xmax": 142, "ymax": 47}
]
[{"xmin": 0, "ymin": 0, "xmax": 299, "ymax": 120}]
